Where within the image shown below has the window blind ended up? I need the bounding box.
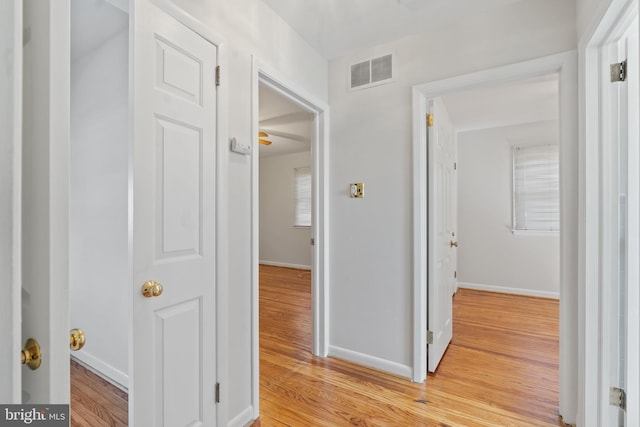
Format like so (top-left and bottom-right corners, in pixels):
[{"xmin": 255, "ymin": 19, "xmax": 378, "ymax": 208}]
[
  {"xmin": 513, "ymin": 145, "xmax": 560, "ymax": 232},
  {"xmin": 294, "ymin": 167, "xmax": 311, "ymax": 227}
]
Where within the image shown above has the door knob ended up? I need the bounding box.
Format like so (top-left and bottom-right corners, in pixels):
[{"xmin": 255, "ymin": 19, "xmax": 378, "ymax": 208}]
[
  {"xmin": 450, "ymin": 241, "xmax": 458, "ymax": 248},
  {"xmin": 142, "ymin": 280, "xmax": 163, "ymax": 298},
  {"xmin": 21, "ymin": 338, "xmax": 41, "ymax": 370},
  {"xmin": 70, "ymin": 328, "xmax": 86, "ymax": 351}
]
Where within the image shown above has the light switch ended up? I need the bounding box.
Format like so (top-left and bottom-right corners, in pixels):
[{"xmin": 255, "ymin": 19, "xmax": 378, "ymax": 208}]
[
  {"xmin": 230, "ymin": 137, "xmax": 251, "ymax": 155},
  {"xmin": 350, "ymin": 183, "xmax": 364, "ymax": 198}
]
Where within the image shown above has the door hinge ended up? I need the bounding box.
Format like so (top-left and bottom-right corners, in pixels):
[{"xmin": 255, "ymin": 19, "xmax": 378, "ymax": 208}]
[
  {"xmin": 454, "ymin": 271, "xmax": 457, "ymax": 279},
  {"xmin": 454, "ymin": 162, "xmax": 457, "ymax": 170},
  {"xmin": 611, "ymin": 60, "xmax": 627, "ymax": 82},
  {"xmin": 610, "ymin": 386, "xmax": 626, "ymax": 410},
  {"xmin": 310, "ymin": 237, "xmax": 315, "ymax": 246},
  {"xmin": 215, "ymin": 382, "xmax": 220, "ymax": 403},
  {"xmin": 427, "ymin": 330, "xmax": 434, "ymax": 345},
  {"xmin": 215, "ymin": 65, "xmax": 221, "ymax": 87},
  {"xmin": 426, "ymin": 114, "xmax": 434, "ymax": 127}
]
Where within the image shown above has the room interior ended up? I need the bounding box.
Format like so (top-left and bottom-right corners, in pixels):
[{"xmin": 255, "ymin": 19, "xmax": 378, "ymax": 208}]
[{"xmin": 9, "ymin": 0, "xmax": 637, "ymax": 426}]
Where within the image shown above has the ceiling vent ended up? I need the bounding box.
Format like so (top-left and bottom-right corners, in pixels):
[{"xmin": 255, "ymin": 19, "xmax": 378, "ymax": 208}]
[{"xmin": 349, "ymin": 53, "xmax": 394, "ymax": 90}]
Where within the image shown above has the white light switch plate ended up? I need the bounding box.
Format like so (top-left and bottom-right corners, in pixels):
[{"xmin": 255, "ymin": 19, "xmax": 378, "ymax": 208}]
[{"xmin": 230, "ymin": 137, "xmax": 251, "ymax": 155}]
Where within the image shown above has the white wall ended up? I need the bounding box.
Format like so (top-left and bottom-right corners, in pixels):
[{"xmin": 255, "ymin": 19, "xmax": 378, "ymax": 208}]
[
  {"xmin": 164, "ymin": 1, "xmax": 328, "ymax": 424},
  {"xmin": 457, "ymin": 121, "xmax": 560, "ymax": 298},
  {"xmin": 260, "ymin": 151, "xmax": 312, "ymax": 269},
  {"xmin": 576, "ymin": 0, "xmax": 615, "ymax": 40},
  {"xmin": 328, "ymin": 0, "xmax": 576, "ymax": 375},
  {"xmin": 70, "ymin": 28, "xmax": 129, "ymax": 388}
]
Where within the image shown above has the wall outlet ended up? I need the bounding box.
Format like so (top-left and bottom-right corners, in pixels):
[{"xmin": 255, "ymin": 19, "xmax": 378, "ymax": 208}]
[{"xmin": 350, "ymin": 183, "xmax": 364, "ymax": 198}]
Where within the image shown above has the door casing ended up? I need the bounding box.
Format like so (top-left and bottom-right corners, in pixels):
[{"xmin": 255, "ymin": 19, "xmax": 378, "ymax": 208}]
[
  {"xmin": 250, "ymin": 60, "xmax": 330, "ymax": 420},
  {"xmin": 581, "ymin": 0, "xmax": 639, "ymax": 425}
]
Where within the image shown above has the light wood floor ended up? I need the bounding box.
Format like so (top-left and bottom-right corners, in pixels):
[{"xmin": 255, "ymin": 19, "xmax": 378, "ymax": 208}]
[
  {"xmin": 253, "ymin": 265, "xmax": 564, "ymax": 426},
  {"xmin": 70, "ymin": 264, "xmax": 564, "ymax": 426},
  {"xmin": 71, "ymin": 360, "xmax": 127, "ymax": 426}
]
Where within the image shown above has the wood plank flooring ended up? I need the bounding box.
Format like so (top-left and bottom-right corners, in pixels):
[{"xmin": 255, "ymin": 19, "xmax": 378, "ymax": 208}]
[
  {"xmin": 70, "ymin": 360, "xmax": 127, "ymax": 426},
  {"xmin": 254, "ymin": 265, "xmax": 564, "ymax": 427},
  {"xmin": 69, "ymin": 264, "xmax": 564, "ymax": 426}
]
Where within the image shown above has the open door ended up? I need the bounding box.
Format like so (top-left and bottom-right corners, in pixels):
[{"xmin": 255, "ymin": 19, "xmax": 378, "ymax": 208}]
[
  {"xmin": 0, "ymin": 0, "xmax": 23, "ymax": 405},
  {"xmin": 21, "ymin": 0, "xmax": 71, "ymax": 405},
  {"xmin": 427, "ymin": 98, "xmax": 456, "ymax": 372},
  {"xmin": 130, "ymin": 1, "xmax": 219, "ymax": 425}
]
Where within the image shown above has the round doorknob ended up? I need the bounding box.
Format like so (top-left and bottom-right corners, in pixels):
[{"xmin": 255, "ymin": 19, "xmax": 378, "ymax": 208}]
[
  {"xmin": 450, "ymin": 240, "xmax": 458, "ymax": 248},
  {"xmin": 21, "ymin": 338, "xmax": 41, "ymax": 370},
  {"xmin": 142, "ymin": 280, "xmax": 163, "ymax": 298},
  {"xmin": 70, "ymin": 329, "xmax": 86, "ymax": 351}
]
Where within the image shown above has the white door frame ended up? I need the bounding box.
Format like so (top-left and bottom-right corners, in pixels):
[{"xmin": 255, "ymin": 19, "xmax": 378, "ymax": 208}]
[
  {"xmin": 250, "ymin": 59, "xmax": 330, "ymax": 419},
  {"xmin": 580, "ymin": 0, "xmax": 639, "ymax": 425},
  {"xmin": 411, "ymin": 51, "xmax": 579, "ymax": 423}
]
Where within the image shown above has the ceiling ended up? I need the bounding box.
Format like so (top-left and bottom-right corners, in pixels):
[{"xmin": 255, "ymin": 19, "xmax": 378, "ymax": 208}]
[
  {"xmin": 71, "ymin": 0, "xmax": 558, "ymax": 149},
  {"xmin": 259, "ymin": 85, "xmax": 313, "ymax": 158},
  {"xmin": 262, "ymin": 0, "xmax": 525, "ymax": 59}
]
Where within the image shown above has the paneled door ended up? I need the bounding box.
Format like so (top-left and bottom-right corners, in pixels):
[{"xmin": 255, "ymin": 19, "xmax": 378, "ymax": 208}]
[
  {"xmin": 131, "ymin": 1, "xmax": 218, "ymax": 425},
  {"xmin": 427, "ymin": 98, "xmax": 456, "ymax": 372}
]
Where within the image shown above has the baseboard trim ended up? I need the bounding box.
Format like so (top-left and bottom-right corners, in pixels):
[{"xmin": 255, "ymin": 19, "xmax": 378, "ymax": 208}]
[
  {"xmin": 457, "ymin": 282, "xmax": 560, "ymax": 299},
  {"xmin": 328, "ymin": 346, "xmax": 413, "ymax": 379},
  {"xmin": 71, "ymin": 352, "xmax": 128, "ymax": 392},
  {"xmin": 259, "ymin": 260, "xmax": 311, "ymax": 270},
  {"xmin": 227, "ymin": 406, "xmax": 254, "ymax": 427}
]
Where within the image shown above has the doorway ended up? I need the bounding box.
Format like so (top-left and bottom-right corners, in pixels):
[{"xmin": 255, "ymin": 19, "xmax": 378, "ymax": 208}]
[
  {"xmin": 251, "ymin": 69, "xmax": 330, "ymax": 418},
  {"xmin": 412, "ymin": 51, "xmax": 579, "ymax": 421},
  {"xmin": 424, "ymin": 75, "xmax": 562, "ymax": 375},
  {"xmin": 69, "ymin": 0, "xmax": 129, "ymax": 390}
]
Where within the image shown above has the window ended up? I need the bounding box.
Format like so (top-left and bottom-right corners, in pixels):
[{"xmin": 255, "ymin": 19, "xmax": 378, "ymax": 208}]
[
  {"xmin": 294, "ymin": 167, "xmax": 311, "ymax": 227},
  {"xmin": 512, "ymin": 144, "xmax": 559, "ymax": 232}
]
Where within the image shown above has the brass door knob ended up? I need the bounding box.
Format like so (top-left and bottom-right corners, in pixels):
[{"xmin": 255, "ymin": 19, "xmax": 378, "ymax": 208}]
[
  {"xmin": 70, "ymin": 329, "xmax": 86, "ymax": 351},
  {"xmin": 142, "ymin": 280, "xmax": 163, "ymax": 298},
  {"xmin": 450, "ymin": 241, "xmax": 458, "ymax": 248},
  {"xmin": 21, "ymin": 338, "xmax": 41, "ymax": 370}
]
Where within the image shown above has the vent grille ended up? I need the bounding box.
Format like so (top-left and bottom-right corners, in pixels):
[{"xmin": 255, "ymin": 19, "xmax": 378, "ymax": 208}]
[
  {"xmin": 351, "ymin": 61, "xmax": 371, "ymax": 88},
  {"xmin": 349, "ymin": 53, "xmax": 394, "ymax": 90},
  {"xmin": 371, "ymin": 54, "xmax": 392, "ymax": 83}
]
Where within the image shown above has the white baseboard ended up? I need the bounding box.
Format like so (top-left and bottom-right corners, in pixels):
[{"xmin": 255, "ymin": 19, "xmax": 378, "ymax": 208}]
[
  {"xmin": 259, "ymin": 260, "xmax": 311, "ymax": 270},
  {"xmin": 328, "ymin": 346, "xmax": 413, "ymax": 379},
  {"xmin": 457, "ymin": 282, "xmax": 560, "ymax": 299},
  {"xmin": 228, "ymin": 406, "xmax": 254, "ymax": 427},
  {"xmin": 71, "ymin": 352, "xmax": 128, "ymax": 392}
]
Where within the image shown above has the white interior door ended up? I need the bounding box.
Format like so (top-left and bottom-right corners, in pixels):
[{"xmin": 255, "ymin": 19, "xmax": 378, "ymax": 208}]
[
  {"xmin": 427, "ymin": 98, "xmax": 455, "ymax": 372},
  {"xmin": 0, "ymin": 0, "xmax": 22, "ymax": 404},
  {"xmin": 21, "ymin": 0, "xmax": 71, "ymax": 405},
  {"xmin": 131, "ymin": 1, "xmax": 218, "ymax": 425},
  {"xmin": 601, "ymin": 14, "xmax": 639, "ymax": 427}
]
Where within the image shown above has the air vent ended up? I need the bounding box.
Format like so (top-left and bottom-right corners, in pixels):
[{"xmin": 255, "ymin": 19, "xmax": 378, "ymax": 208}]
[{"xmin": 349, "ymin": 53, "xmax": 394, "ymax": 90}]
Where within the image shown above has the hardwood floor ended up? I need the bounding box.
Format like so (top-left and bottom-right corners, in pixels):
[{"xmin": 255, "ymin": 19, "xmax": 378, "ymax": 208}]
[
  {"xmin": 71, "ymin": 360, "xmax": 127, "ymax": 426},
  {"xmin": 254, "ymin": 265, "xmax": 564, "ymax": 427},
  {"xmin": 69, "ymin": 265, "xmax": 564, "ymax": 426}
]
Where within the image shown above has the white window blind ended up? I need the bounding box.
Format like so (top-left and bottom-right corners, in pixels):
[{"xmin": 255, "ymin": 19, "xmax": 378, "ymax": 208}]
[
  {"xmin": 294, "ymin": 167, "xmax": 311, "ymax": 227},
  {"xmin": 513, "ymin": 145, "xmax": 560, "ymax": 232}
]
